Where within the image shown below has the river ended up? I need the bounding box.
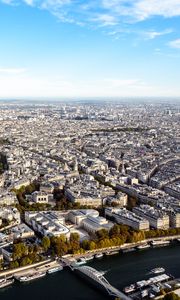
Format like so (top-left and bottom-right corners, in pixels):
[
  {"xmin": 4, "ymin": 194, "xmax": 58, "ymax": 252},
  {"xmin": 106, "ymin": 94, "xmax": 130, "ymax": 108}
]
[{"xmin": 1, "ymin": 244, "xmax": 180, "ymax": 300}]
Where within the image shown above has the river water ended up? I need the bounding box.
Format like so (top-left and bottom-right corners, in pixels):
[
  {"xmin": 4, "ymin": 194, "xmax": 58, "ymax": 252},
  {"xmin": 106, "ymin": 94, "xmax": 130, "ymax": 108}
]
[{"xmin": 1, "ymin": 244, "xmax": 180, "ymax": 300}]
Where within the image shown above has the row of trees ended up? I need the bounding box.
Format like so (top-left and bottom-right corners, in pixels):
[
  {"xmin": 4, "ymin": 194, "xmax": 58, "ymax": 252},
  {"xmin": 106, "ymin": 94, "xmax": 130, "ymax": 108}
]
[
  {"xmin": 40, "ymin": 223, "xmax": 180, "ymax": 258},
  {"xmin": 39, "ymin": 225, "xmax": 146, "ymax": 257},
  {"xmin": 144, "ymin": 227, "xmax": 180, "ymax": 239},
  {"xmin": 10, "ymin": 242, "xmax": 42, "ymax": 269},
  {"xmin": 9, "ymin": 223, "xmax": 180, "ymax": 268},
  {"xmin": 163, "ymin": 292, "xmax": 180, "ymax": 300}
]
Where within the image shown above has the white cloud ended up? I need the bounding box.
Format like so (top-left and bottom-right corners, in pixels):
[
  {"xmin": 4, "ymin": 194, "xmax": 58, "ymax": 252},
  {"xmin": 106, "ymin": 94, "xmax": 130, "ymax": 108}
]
[
  {"xmin": 23, "ymin": 0, "xmax": 34, "ymax": 5},
  {"xmin": 1, "ymin": 0, "xmax": 14, "ymax": 4},
  {"xmin": 102, "ymin": 0, "xmax": 180, "ymax": 22},
  {"xmin": 2, "ymin": 0, "xmax": 180, "ymax": 25},
  {"xmin": 0, "ymin": 68, "xmax": 26, "ymax": 74},
  {"xmin": 168, "ymin": 38, "xmax": 180, "ymax": 48},
  {"xmin": 142, "ymin": 29, "xmax": 173, "ymax": 40},
  {"xmin": 40, "ymin": 0, "xmax": 71, "ymax": 10},
  {"xmin": 134, "ymin": 0, "xmax": 180, "ymax": 20},
  {"xmin": 92, "ymin": 14, "xmax": 118, "ymax": 26}
]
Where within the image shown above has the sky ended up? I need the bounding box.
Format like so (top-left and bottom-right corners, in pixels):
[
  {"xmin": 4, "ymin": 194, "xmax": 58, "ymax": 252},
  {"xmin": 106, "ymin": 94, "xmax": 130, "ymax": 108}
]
[{"xmin": 0, "ymin": 0, "xmax": 180, "ymax": 99}]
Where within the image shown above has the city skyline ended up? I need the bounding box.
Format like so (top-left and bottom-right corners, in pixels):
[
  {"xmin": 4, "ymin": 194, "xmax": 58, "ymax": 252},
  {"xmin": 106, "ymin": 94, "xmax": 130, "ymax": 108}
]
[{"xmin": 0, "ymin": 0, "xmax": 180, "ymax": 98}]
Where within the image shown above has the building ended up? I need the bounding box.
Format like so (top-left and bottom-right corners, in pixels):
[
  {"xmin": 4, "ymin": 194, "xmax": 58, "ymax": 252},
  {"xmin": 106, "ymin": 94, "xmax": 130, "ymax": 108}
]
[
  {"xmin": 25, "ymin": 211, "xmax": 70, "ymax": 238},
  {"xmin": 82, "ymin": 216, "xmax": 113, "ymax": 235},
  {"xmin": 1, "ymin": 245, "xmax": 14, "ymax": 261},
  {"xmin": 68, "ymin": 209, "xmax": 99, "ymax": 226},
  {"xmin": 9, "ymin": 223, "xmax": 35, "ymax": 240},
  {"xmin": 168, "ymin": 212, "xmax": 180, "ymax": 228},
  {"xmin": 40, "ymin": 182, "xmax": 54, "ymax": 193},
  {"xmin": 105, "ymin": 208, "xmax": 149, "ymax": 231},
  {"xmin": 32, "ymin": 191, "xmax": 53, "ymax": 204},
  {"xmin": 104, "ymin": 192, "xmax": 128, "ymax": 207},
  {"xmin": 65, "ymin": 188, "xmax": 102, "ymax": 207},
  {"xmin": 133, "ymin": 205, "xmax": 169, "ymax": 229}
]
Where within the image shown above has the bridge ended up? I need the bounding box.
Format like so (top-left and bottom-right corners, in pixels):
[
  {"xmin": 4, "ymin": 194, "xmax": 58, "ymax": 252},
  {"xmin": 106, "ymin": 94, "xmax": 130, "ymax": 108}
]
[{"xmin": 71, "ymin": 265, "xmax": 131, "ymax": 300}]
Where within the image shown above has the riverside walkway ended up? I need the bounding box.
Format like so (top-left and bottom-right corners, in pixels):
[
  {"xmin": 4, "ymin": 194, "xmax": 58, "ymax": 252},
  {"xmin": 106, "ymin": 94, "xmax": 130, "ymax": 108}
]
[{"xmin": 0, "ymin": 259, "xmax": 52, "ymax": 278}]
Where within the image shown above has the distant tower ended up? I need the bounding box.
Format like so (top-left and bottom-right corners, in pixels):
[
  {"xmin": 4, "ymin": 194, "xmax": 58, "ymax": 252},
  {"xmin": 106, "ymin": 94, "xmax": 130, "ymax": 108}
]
[
  {"xmin": 73, "ymin": 158, "xmax": 78, "ymax": 172},
  {"xmin": 64, "ymin": 162, "xmax": 70, "ymax": 172},
  {"xmin": 121, "ymin": 161, "xmax": 126, "ymax": 175}
]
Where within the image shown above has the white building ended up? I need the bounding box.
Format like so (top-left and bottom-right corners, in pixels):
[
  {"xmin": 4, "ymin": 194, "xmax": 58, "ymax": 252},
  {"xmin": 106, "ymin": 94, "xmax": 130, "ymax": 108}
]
[
  {"xmin": 133, "ymin": 205, "xmax": 169, "ymax": 229},
  {"xmin": 32, "ymin": 191, "xmax": 53, "ymax": 204},
  {"xmin": 82, "ymin": 216, "xmax": 113, "ymax": 235},
  {"xmin": 25, "ymin": 211, "xmax": 70, "ymax": 237},
  {"xmin": 105, "ymin": 207, "xmax": 149, "ymax": 231}
]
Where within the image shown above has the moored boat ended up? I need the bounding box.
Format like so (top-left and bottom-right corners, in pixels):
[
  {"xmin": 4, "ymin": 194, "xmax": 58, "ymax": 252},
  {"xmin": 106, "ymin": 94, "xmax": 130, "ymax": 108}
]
[
  {"xmin": 122, "ymin": 247, "xmax": 136, "ymax": 253},
  {"xmin": 151, "ymin": 240, "xmax": 170, "ymax": 247},
  {"xmin": 137, "ymin": 243, "xmax": 150, "ymax": 250},
  {"xmin": 0, "ymin": 278, "xmax": 14, "ymax": 289},
  {"xmin": 47, "ymin": 265, "xmax": 63, "ymax": 274},
  {"xmin": 85, "ymin": 255, "xmax": 94, "ymax": 261},
  {"xmin": 105, "ymin": 250, "xmax": 119, "ymax": 256},
  {"xmin": 72, "ymin": 257, "xmax": 86, "ymax": 267},
  {"xmin": 150, "ymin": 267, "xmax": 165, "ymax": 274},
  {"xmin": 124, "ymin": 284, "xmax": 136, "ymax": 293},
  {"xmin": 95, "ymin": 253, "xmax": 103, "ymax": 259},
  {"xmin": 16, "ymin": 271, "xmax": 46, "ymax": 283}
]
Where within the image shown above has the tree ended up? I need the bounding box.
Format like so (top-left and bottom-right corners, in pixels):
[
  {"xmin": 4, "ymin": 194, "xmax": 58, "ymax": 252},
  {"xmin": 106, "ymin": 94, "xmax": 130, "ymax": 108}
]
[
  {"xmin": 12, "ymin": 243, "xmax": 28, "ymax": 260},
  {"xmin": 55, "ymin": 239, "xmax": 68, "ymax": 257},
  {"xmin": 96, "ymin": 229, "xmax": 109, "ymax": 240},
  {"xmin": 20, "ymin": 256, "xmax": 32, "ymax": 266},
  {"xmin": 164, "ymin": 293, "xmax": 180, "ymax": 300},
  {"xmin": 42, "ymin": 236, "xmax": 51, "ymax": 252},
  {"xmin": 109, "ymin": 224, "xmax": 120, "ymax": 237},
  {"xmin": 70, "ymin": 232, "xmax": 80, "ymax": 243},
  {"xmin": 81, "ymin": 240, "xmax": 89, "ymax": 250},
  {"xmin": 69, "ymin": 233, "xmax": 80, "ymax": 254},
  {"xmin": 10, "ymin": 261, "xmax": 19, "ymax": 269},
  {"xmin": 88, "ymin": 241, "xmax": 96, "ymax": 250}
]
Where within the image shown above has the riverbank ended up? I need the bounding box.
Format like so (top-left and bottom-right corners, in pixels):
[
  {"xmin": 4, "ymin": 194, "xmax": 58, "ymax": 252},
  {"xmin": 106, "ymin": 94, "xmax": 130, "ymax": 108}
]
[
  {"xmin": 0, "ymin": 259, "xmax": 52, "ymax": 278},
  {"xmin": 62, "ymin": 234, "xmax": 180, "ymax": 263},
  {"xmin": 1, "ymin": 234, "xmax": 179, "ymax": 278},
  {"xmin": 0, "ymin": 244, "xmax": 180, "ymax": 300}
]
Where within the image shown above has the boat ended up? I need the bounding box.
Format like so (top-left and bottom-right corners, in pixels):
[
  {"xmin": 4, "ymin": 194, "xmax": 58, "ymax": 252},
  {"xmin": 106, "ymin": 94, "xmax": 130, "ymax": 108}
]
[
  {"xmin": 149, "ymin": 292, "xmax": 155, "ymax": 298},
  {"xmin": 0, "ymin": 278, "xmax": 14, "ymax": 289},
  {"xmin": 151, "ymin": 240, "xmax": 170, "ymax": 247},
  {"xmin": 122, "ymin": 247, "xmax": 136, "ymax": 253},
  {"xmin": 136, "ymin": 280, "xmax": 147, "ymax": 288},
  {"xmin": 150, "ymin": 267, "xmax": 165, "ymax": 274},
  {"xmin": 105, "ymin": 250, "xmax": 119, "ymax": 256},
  {"xmin": 72, "ymin": 257, "xmax": 86, "ymax": 267},
  {"xmin": 85, "ymin": 255, "xmax": 94, "ymax": 261},
  {"xmin": 124, "ymin": 284, "xmax": 136, "ymax": 293},
  {"xmin": 47, "ymin": 265, "xmax": 63, "ymax": 274},
  {"xmin": 17, "ymin": 272, "xmax": 46, "ymax": 282},
  {"xmin": 141, "ymin": 289, "xmax": 148, "ymax": 298},
  {"xmin": 137, "ymin": 243, "xmax": 150, "ymax": 250},
  {"xmin": 95, "ymin": 253, "xmax": 103, "ymax": 259}
]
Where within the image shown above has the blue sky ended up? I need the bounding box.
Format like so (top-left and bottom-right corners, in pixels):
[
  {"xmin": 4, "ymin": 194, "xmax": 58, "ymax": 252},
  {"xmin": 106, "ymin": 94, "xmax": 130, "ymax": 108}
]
[{"xmin": 0, "ymin": 0, "xmax": 180, "ymax": 98}]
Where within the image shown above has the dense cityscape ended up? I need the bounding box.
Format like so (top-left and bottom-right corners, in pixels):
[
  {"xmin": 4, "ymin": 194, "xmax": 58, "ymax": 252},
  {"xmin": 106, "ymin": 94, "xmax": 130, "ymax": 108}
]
[
  {"xmin": 0, "ymin": 100, "xmax": 179, "ymax": 299},
  {"xmin": 1, "ymin": 0, "xmax": 180, "ymax": 298}
]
